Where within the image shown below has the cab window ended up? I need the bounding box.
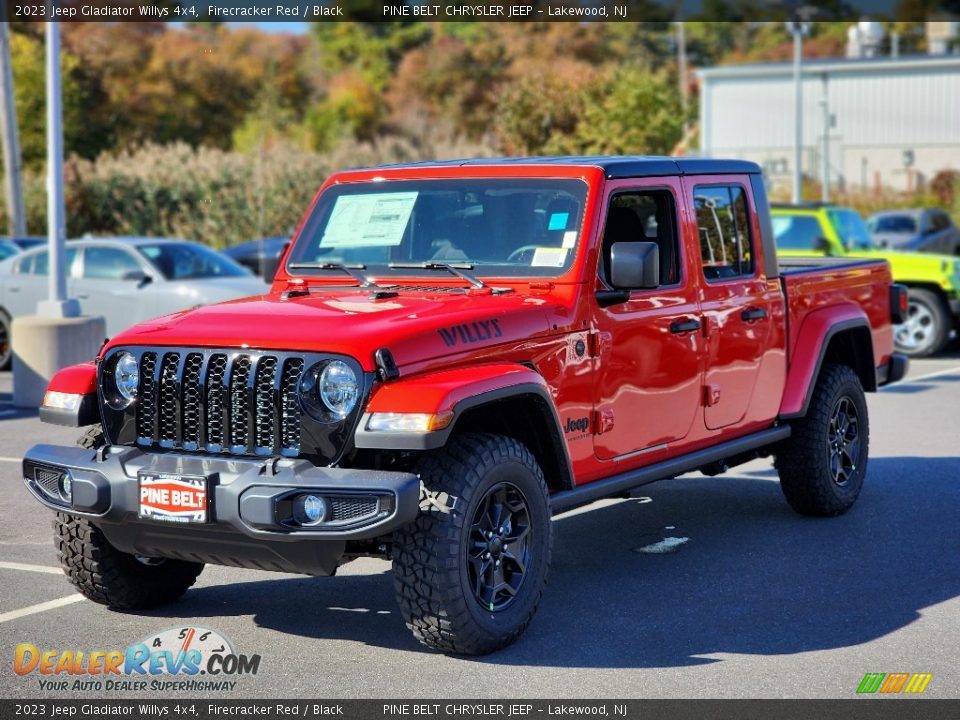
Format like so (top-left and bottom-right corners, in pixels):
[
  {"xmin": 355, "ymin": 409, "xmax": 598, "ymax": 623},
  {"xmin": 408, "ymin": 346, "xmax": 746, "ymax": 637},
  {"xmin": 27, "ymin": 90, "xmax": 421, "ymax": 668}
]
[
  {"xmin": 600, "ymin": 189, "xmax": 681, "ymax": 288},
  {"xmin": 693, "ymin": 185, "xmax": 754, "ymax": 281}
]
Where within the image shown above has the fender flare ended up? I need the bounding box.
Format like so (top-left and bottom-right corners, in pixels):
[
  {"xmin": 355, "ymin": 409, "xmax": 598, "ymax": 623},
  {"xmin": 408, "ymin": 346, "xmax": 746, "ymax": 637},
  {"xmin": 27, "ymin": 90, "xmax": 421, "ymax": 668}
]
[
  {"xmin": 353, "ymin": 363, "xmax": 573, "ymax": 488},
  {"xmin": 39, "ymin": 362, "xmax": 100, "ymax": 427},
  {"xmin": 779, "ymin": 305, "xmax": 875, "ymax": 420}
]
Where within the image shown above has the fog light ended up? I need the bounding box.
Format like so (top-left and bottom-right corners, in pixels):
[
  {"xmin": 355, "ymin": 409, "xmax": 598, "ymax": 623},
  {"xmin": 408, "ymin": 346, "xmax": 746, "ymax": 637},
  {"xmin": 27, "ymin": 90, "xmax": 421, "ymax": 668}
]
[
  {"xmin": 60, "ymin": 474, "xmax": 72, "ymax": 501},
  {"xmin": 293, "ymin": 494, "xmax": 329, "ymax": 526}
]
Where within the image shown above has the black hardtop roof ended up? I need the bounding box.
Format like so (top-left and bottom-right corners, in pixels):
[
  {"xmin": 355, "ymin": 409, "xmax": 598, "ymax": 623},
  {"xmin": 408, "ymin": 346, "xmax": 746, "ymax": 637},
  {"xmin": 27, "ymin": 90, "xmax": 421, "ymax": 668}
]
[{"xmin": 359, "ymin": 155, "xmax": 762, "ymax": 180}]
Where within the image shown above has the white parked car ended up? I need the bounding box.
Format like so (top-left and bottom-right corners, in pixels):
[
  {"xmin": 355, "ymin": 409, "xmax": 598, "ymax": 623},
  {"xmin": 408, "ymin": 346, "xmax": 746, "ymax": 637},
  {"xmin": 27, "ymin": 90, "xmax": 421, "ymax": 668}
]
[{"xmin": 0, "ymin": 237, "xmax": 267, "ymax": 369}]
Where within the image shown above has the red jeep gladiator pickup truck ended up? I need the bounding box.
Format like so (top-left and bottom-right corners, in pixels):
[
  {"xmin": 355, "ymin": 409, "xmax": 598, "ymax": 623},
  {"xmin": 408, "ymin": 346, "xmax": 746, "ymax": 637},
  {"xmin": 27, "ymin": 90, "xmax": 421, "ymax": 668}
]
[{"xmin": 24, "ymin": 157, "xmax": 907, "ymax": 655}]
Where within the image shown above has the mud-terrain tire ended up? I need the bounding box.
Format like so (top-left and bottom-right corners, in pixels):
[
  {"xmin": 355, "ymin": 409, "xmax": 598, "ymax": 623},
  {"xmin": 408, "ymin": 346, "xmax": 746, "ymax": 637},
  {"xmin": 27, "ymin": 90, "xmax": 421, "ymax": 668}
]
[
  {"xmin": 894, "ymin": 288, "xmax": 950, "ymax": 358},
  {"xmin": 776, "ymin": 364, "xmax": 869, "ymax": 517},
  {"xmin": 53, "ymin": 427, "xmax": 204, "ymax": 609},
  {"xmin": 392, "ymin": 433, "xmax": 552, "ymax": 655}
]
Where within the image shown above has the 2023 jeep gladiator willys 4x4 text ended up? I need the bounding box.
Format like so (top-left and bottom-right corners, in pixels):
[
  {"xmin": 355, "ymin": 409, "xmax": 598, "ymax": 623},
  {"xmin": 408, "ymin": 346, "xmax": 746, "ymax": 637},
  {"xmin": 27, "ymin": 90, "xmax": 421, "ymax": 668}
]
[{"xmin": 24, "ymin": 157, "xmax": 908, "ymax": 655}]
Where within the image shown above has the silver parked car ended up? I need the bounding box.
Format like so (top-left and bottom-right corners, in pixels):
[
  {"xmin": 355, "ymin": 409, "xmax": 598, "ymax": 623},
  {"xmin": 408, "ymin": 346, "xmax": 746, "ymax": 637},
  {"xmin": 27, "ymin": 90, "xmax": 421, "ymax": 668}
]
[
  {"xmin": 0, "ymin": 237, "xmax": 267, "ymax": 369},
  {"xmin": 867, "ymin": 208, "xmax": 960, "ymax": 255}
]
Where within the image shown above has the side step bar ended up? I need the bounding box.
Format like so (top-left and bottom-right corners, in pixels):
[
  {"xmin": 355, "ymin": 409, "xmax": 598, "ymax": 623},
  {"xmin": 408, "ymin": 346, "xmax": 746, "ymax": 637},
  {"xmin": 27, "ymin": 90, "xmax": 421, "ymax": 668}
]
[{"xmin": 550, "ymin": 425, "xmax": 791, "ymax": 514}]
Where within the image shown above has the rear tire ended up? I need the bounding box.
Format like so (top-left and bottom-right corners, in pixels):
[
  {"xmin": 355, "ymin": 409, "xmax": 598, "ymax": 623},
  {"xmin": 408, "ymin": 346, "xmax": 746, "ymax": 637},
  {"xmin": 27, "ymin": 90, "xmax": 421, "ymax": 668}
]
[
  {"xmin": 894, "ymin": 288, "xmax": 950, "ymax": 357},
  {"xmin": 54, "ymin": 426, "xmax": 203, "ymax": 609},
  {"xmin": 776, "ymin": 364, "xmax": 869, "ymax": 517},
  {"xmin": 392, "ymin": 433, "xmax": 552, "ymax": 655}
]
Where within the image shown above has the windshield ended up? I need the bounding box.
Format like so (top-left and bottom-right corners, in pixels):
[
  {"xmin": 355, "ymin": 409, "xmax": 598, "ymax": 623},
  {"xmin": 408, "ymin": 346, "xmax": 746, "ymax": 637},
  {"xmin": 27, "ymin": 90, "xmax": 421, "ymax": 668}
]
[
  {"xmin": 136, "ymin": 243, "xmax": 250, "ymax": 280},
  {"xmin": 868, "ymin": 215, "xmax": 917, "ymax": 234},
  {"xmin": 287, "ymin": 179, "xmax": 589, "ymax": 279},
  {"xmin": 772, "ymin": 215, "xmax": 824, "ymax": 251},
  {"xmin": 827, "ymin": 209, "xmax": 875, "ymax": 250}
]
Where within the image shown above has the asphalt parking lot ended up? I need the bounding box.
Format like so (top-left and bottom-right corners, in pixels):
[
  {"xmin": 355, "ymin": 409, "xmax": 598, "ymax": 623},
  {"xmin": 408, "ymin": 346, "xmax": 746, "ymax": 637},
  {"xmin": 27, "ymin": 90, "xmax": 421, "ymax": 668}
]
[{"xmin": 0, "ymin": 354, "xmax": 958, "ymax": 700}]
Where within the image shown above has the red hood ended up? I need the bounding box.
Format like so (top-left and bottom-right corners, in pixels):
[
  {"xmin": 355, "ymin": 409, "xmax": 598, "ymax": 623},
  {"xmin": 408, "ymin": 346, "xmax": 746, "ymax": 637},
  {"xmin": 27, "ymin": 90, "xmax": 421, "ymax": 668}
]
[{"xmin": 104, "ymin": 287, "xmax": 568, "ymax": 371}]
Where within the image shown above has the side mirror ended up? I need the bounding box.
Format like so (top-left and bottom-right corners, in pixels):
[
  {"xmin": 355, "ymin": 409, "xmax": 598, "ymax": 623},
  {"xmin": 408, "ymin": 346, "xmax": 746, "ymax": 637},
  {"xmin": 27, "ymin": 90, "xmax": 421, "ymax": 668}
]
[
  {"xmin": 610, "ymin": 241, "xmax": 659, "ymax": 290},
  {"xmin": 812, "ymin": 236, "xmax": 832, "ymax": 254},
  {"xmin": 121, "ymin": 269, "xmax": 152, "ymax": 287}
]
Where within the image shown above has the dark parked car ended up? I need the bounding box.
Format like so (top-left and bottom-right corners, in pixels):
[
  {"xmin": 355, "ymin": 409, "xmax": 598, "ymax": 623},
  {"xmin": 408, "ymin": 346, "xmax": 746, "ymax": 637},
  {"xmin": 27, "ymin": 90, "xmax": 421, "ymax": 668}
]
[
  {"xmin": 867, "ymin": 209, "xmax": 960, "ymax": 255},
  {"xmin": 223, "ymin": 236, "xmax": 289, "ymax": 279}
]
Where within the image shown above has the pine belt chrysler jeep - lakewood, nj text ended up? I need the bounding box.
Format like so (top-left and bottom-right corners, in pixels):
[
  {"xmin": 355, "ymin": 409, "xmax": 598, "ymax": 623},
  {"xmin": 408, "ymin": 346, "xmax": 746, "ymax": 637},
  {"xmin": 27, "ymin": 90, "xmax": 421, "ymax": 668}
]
[{"xmin": 24, "ymin": 157, "xmax": 908, "ymax": 655}]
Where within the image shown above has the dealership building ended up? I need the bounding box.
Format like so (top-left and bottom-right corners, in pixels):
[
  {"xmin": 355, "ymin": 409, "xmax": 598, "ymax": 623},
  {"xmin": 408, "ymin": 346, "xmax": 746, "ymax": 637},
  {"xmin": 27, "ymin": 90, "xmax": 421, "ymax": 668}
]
[{"xmin": 696, "ymin": 53, "xmax": 960, "ymax": 195}]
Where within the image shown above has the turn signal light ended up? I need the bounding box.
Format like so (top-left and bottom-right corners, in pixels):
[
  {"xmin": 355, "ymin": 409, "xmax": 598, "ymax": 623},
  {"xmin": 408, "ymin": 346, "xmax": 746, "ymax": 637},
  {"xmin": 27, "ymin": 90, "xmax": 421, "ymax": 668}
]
[{"xmin": 366, "ymin": 411, "xmax": 454, "ymax": 433}]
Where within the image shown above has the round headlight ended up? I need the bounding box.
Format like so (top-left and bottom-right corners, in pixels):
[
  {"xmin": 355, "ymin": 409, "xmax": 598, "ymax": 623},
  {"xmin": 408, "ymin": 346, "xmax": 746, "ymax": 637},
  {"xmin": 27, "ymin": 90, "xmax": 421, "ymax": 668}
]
[
  {"xmin": 318, "ymin": 361, "xmax": 358, "ymax": 418},
  {"xmin": 113, "ymin": 352, "xmax": 139, "ymax": 406}
]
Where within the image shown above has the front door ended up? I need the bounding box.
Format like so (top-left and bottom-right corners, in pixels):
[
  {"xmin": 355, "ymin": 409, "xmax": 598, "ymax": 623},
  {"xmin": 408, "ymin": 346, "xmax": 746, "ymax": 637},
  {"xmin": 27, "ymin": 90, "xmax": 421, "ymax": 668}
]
[{"xmin": 592, "ymin": 179, "xmax": 705, "ymax": 461}]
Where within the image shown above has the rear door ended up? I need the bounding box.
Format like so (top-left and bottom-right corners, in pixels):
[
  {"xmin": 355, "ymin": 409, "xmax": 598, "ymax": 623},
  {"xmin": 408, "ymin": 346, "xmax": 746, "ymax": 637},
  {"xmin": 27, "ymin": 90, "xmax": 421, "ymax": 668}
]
[
  {"xmin": 683, "ymin": 176, "xmax": 781, "ymax": 430},
  {"xmin": 2, "ymin": 249, "xmax": 79, "ymax": 318},
  {"xmin": 592, "ymin": 177, "xmax": 705, "ymax": 460}
]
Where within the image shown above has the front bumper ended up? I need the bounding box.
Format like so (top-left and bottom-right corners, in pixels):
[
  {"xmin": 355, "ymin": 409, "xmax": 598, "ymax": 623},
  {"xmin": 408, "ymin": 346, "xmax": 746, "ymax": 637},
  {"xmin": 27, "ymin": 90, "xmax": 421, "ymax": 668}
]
[{"xmin": 22, "ymin": 444, "xmax": 421, "ymax": 576}]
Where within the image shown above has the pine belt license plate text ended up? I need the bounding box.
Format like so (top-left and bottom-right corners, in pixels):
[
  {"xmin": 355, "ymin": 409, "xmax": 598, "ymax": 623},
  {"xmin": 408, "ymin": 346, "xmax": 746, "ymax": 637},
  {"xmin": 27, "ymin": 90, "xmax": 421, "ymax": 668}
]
[{"xmin": 138, "ymin": 473, "xmax": 208, "ymax": 523}]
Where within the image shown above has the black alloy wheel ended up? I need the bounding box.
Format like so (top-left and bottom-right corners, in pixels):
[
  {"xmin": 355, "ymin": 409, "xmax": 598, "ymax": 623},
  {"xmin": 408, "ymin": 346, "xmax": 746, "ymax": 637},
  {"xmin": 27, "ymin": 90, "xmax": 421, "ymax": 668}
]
[{"xmin": 467, "ymin": 482, "xmax": 532, "ymax": 613}]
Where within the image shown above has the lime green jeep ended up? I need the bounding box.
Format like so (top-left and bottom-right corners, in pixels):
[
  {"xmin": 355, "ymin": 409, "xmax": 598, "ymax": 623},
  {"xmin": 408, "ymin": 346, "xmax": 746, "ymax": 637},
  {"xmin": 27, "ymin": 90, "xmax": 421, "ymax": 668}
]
[{"xmin": 772, "ymin": 204, "xmax": 960, "ymax": 357}]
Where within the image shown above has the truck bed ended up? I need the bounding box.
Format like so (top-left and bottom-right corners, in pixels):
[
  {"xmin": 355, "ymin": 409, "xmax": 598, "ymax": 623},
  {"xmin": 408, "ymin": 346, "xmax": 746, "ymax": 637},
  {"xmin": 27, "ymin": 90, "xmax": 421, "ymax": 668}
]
[{"xmin": 779, "ymin": 255, "xmax": 895, "ymax": 376}]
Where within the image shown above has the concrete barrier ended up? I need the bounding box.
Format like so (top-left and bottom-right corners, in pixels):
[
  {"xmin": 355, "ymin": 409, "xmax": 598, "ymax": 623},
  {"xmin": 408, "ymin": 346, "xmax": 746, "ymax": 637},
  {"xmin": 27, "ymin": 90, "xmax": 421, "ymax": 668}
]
[{"xmin": 11, "ymin": 315, "xmax": 106, "ymax": 408}]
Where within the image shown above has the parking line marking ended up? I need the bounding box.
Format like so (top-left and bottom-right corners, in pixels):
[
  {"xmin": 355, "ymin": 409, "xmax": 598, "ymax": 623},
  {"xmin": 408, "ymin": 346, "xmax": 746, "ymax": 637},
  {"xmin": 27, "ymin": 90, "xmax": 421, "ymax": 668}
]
[
  {"xmin": 0, "ymin": 456, "xmax": 20, "ymax": 463},
  {"xmin": 0, "ymin": 595, "xmax": 85, "ymax": 624},
  {"xmin": 0, "ymin": 561, "xmax": 63, "ymax": 575},
  {"xmin": 882, "ymin": 365, "xmax": 960, "ymax": 390}
]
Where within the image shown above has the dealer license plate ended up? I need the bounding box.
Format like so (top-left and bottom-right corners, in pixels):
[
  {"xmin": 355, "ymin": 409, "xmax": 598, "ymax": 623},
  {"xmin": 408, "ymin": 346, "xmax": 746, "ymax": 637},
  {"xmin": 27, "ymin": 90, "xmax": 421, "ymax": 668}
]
[{"xmin": 138, "ymin": 472, "xmax": 208, "ymax": 523}]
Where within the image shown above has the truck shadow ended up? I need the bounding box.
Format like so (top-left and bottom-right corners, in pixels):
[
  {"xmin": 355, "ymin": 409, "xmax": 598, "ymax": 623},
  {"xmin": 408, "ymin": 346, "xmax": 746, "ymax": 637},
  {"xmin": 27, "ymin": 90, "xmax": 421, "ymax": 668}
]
[{"xmin": 142, "ymin": 455, "xmax": 960, "ymax": 667}]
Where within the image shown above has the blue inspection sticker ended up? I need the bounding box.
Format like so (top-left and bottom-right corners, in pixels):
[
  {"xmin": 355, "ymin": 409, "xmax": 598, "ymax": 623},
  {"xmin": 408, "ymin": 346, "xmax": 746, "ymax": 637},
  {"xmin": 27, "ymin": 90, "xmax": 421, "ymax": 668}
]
[{"xmin": 547, "ymin": 212, "xmax": 569, "ymax": 231}]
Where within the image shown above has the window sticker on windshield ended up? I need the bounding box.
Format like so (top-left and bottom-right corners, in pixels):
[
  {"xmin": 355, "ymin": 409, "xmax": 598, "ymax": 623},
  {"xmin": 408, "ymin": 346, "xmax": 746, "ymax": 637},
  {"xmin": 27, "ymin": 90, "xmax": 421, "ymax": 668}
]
[
  {"xmin": 531, "ymin": 247, "xmax": 568, "ymax": 267},
  {"xmin": 548, "ymin": 212, "xmax": 569, "ymax": 231},
  {"xmin": 321, "ymin": 192, "xmax": 418, "ymax": 248},
  {"xmin": 562, "ymin": 231, "xmax": 577, "ymax": 249}
]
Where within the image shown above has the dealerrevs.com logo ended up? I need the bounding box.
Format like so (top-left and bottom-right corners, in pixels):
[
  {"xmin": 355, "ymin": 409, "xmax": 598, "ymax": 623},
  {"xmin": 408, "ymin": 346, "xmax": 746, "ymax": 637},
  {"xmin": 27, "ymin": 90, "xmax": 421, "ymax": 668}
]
[
  {"xmin": 857, "ymin": 673, "xmax": 933, "ymax": 695},
  {"xmin": 14, "ymin": 626, "xmax": 260, "ymax": 692}
]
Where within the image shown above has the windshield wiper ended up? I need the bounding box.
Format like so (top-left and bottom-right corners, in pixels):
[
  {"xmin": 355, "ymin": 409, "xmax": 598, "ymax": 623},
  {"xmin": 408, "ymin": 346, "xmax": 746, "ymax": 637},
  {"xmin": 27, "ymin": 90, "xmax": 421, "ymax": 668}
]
[
  {"xmin": 285, "ymin": 262, "xmax": 398, "ymax": 297},
  {"xmin": 388, "ymin": 262, "xmax": 487, "ymax": 290}
]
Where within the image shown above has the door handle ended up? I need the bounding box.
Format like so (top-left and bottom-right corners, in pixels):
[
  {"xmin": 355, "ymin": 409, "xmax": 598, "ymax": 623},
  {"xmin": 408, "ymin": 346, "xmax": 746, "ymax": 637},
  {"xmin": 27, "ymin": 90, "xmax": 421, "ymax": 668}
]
[
  {"xmin": 670, "ymin": 318, "xmax": 702, "ymax": 334},
  {"xmin": 741, "ymin": 307, "xmax": 768, "ymax": 322},
  {"xmin": 76, "ymin": 294, "xmax": 89, "ymax": 299},
  {"xmin": 8, "ymin": 286, "xmax": 19, "ymax": 293}
]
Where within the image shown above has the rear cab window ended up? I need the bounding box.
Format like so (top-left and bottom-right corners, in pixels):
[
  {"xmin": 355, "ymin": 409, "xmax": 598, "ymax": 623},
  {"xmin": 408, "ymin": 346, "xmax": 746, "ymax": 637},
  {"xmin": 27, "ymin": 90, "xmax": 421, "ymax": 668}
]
[{"xmin": 692, "ymin": 185, "xmax": 754, "ymax": 282}]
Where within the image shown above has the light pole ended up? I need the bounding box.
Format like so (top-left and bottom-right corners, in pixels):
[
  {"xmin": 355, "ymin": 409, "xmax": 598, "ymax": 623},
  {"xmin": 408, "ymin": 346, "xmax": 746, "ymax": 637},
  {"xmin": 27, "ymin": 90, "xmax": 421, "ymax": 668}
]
[
  {"xmin": 40, "ymin": 21, "xmax": 77, "ymax": 318},
  {"xmin": 0, "ymin": 19, "xmax": 25, "ymax": 236},
  {"xmin": 787, "ymin": 20, "xmax": 810, "ymax": 204},
  {"xmin": 12, "ymin": 21, "xmax": 102, "ymax": 409}
]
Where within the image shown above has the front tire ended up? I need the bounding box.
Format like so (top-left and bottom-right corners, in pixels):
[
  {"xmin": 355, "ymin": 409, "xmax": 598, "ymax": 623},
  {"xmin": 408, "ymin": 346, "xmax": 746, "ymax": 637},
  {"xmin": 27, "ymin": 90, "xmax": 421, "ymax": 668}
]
[
  {"xmin": 894, "ymin": 288, "xmax": 950, "ymax": 357},
  {"xmin": 54, "ymin": 426, "xmax": 204, "ymax": 609},
  {"xmin": 55, "ymin": 513, "xmax": 204, "ymax": 609},
  {"xmin": 775, "ymin": 364, "xmax": 869, "ymax": 517},
  {"xmin": 392, "ymin": 433, "xmax": 552, "ymax": 655}
]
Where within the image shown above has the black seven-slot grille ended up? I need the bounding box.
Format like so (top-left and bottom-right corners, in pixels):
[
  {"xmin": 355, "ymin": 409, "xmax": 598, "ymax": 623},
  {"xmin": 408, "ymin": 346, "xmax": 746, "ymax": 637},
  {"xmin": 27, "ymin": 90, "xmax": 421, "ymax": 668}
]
[{"xmin": 130, "ymin": 350, "xmax": 306, "ymax": 457}]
